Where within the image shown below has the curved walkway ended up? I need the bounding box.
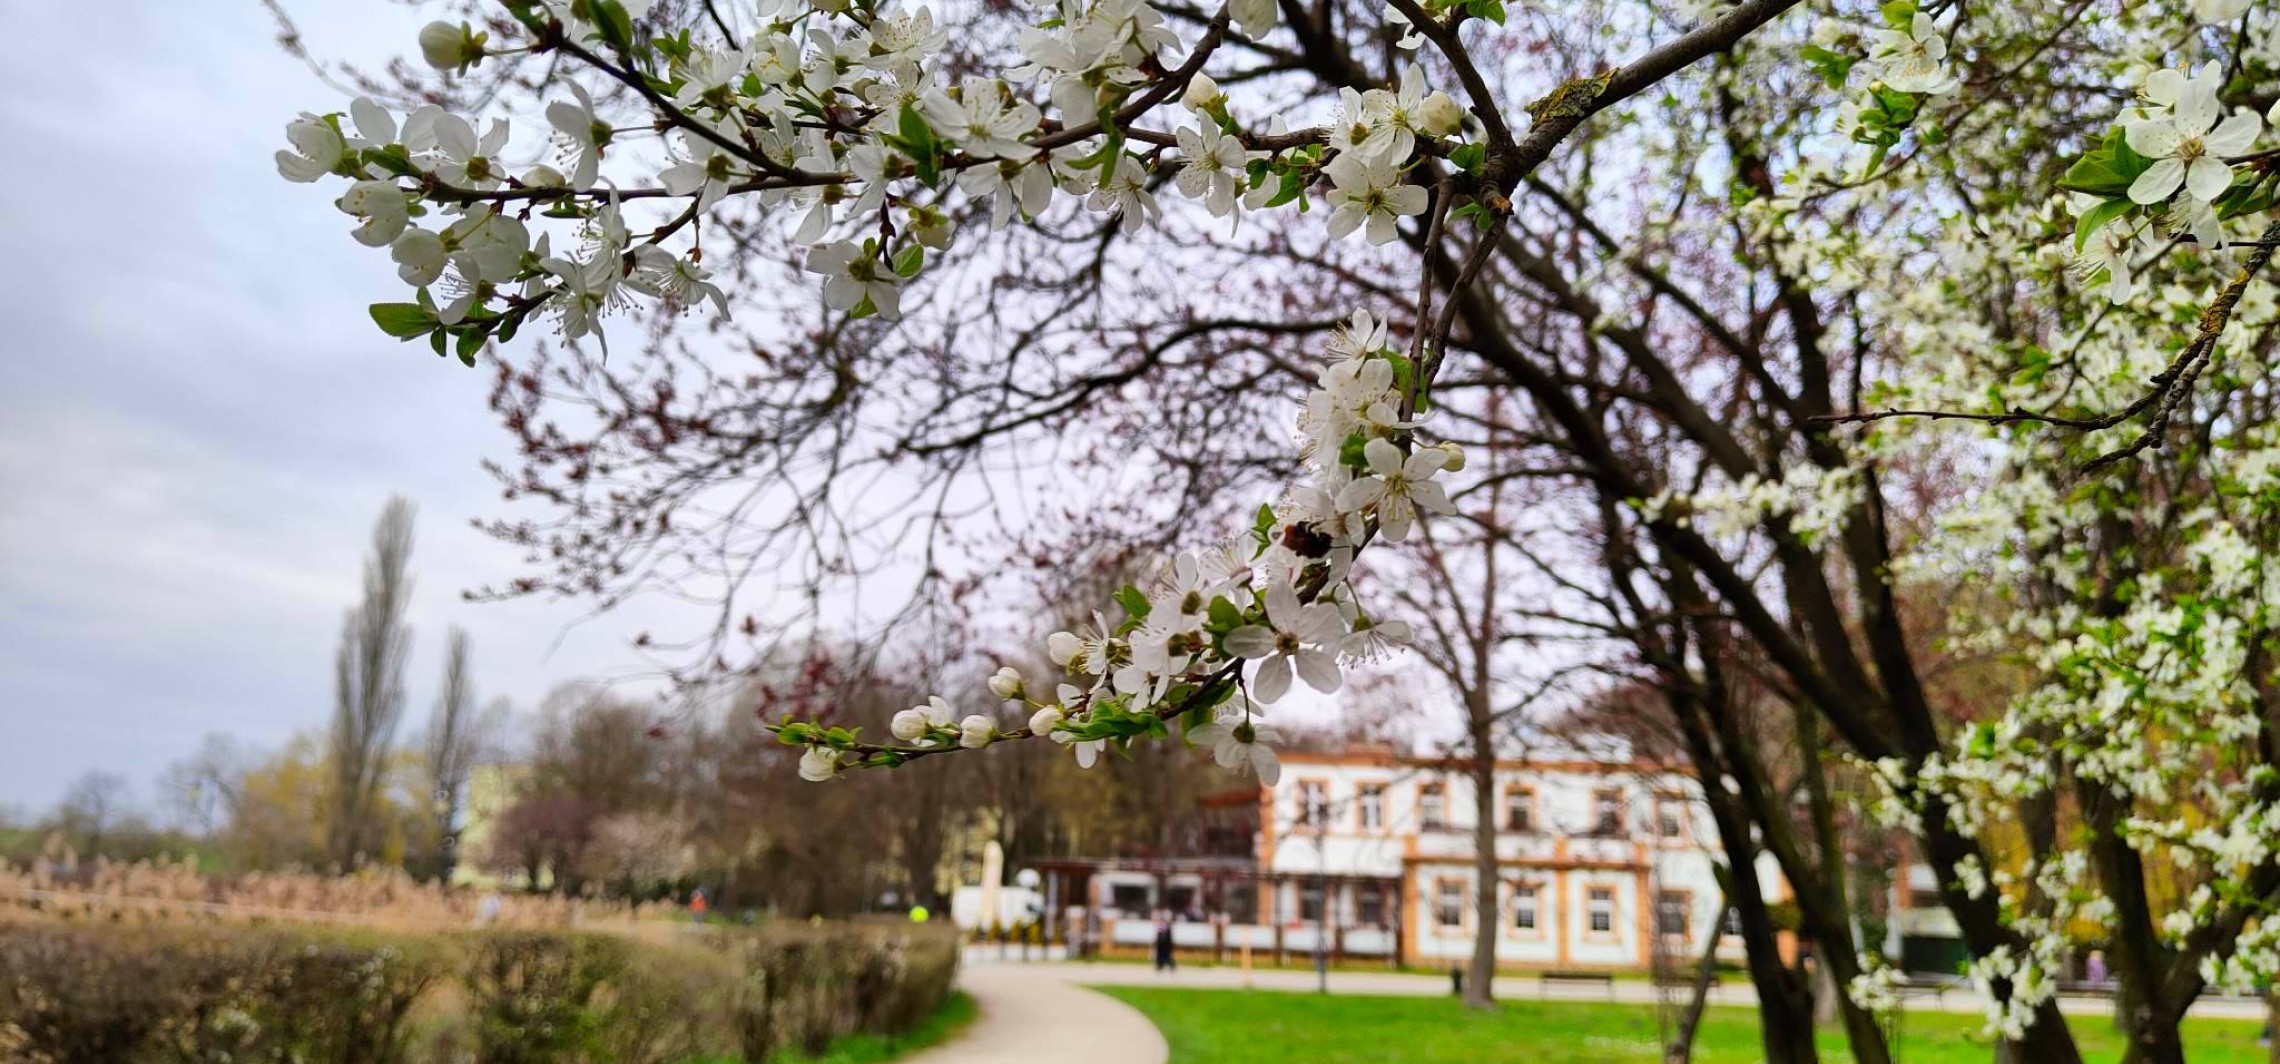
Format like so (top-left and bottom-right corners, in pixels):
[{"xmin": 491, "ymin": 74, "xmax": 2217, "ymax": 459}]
[{"xmin": 906, "ymin": 958, "xmax": 1170, "ymax": 1064}]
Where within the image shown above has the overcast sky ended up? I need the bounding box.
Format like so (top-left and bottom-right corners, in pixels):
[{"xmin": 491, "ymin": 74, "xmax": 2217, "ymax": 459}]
[{"xmin": 0, "ymin": 2, "xmax": 679, "ymax": 815}]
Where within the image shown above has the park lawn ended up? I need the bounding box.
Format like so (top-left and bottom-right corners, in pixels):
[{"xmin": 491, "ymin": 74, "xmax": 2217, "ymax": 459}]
[
  {"xmin": 1095, "ymin": 986, "xmax": 2270, "ymax": 1063},
  {"xmin": 783, "ymin": 990, "xmax": 978, "ymax": 1063},
  {"xmin": 680, "ymin": 991, "xmax": 978, "ymax": 1064}
]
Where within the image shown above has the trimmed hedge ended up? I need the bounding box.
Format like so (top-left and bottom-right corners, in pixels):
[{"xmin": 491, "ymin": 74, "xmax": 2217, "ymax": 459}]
[{"xmin": 0, "ymin": 918, "xmax": 958, "ymax": 1064}]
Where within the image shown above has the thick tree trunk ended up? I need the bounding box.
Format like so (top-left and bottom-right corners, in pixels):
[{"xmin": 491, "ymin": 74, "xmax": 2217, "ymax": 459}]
[
  {"xmin": 1690, "ymin": 730, "xmax": 1819, "ymax": 1064},
  {"xmin": 1917, "ymin": 805, "xmax": 2087, "ymax": 1064},
  {"xmin": 1466, "ymin": 715, "xmax": 1499, "ymax": 1009}
]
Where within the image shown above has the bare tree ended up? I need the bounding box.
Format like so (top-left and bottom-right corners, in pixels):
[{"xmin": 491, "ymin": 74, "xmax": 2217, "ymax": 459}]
[
  {"xmin": 328, "ymin": 495, "xmax": 415, "ymax": 871},
  {"xmin": 55, "ymin": 771, "xmax": 130, "ymax": 858},
  {"xmin": 155, "ymin": 733, "xmax": 246, "ymax": 837},
  {"xmin": 420, "ymin": 627, "xmax": 492, "ymax": 882},
  {"xmin": 1379, "ymin": 407, "xmax": 1566, "ymax": 1009}
]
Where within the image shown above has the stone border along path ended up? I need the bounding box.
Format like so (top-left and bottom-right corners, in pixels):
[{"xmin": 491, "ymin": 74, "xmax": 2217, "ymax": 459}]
[{"xmin": 904, "ymin": 959, "xmax": 1171, "ymax": 1064}]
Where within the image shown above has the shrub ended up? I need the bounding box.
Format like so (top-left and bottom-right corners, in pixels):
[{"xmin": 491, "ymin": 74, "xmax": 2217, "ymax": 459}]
[
  {"xmin": 0, "ymin": 921, "xmax": 449, "ymax": 1064},
  {"xmin": 587, "ymin": 939, "xmax": 738, "ymax": 1064},
  {"xmin": 223, "ymin": 929, "xmax": 449, "ymax": 1064},
  {"xmin": 720, "ymin": 920, "xmax": 958, "ymax": 1060},
  {"xmin": 0, "ymin": 916, "xmax": 955, "ymax": 1064},
  {"xmin": 0, "ymin": 921, "xmax": 190, "ymax": 1063},
  {"xmin": 458, "ymin": 931, "xmax": 627, "ymax": 1064}
]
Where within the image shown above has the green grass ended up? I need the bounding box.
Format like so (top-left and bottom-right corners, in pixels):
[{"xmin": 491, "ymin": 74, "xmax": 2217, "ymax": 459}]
[
  {"xmin": 679, "ymin": 991, "xmax": 978, "ymax": 1064},
  {"xmin": 1095, "ymin": 986, "xmax": 2271, "ymax": 1063},
  {"xmin": 771, "ymin": 991, "xmax": 979, "ymax": 1064}
]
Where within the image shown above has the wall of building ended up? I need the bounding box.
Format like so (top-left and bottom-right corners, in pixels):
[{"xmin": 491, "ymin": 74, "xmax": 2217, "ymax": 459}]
[{"xmin": 1261, "ymin": 750, "xmax": 1758, "ymax": 972}]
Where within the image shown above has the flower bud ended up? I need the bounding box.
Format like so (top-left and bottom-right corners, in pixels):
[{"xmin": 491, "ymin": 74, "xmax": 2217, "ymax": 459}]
[
  {"xmin": 1435, "ymin": 441, "xmax": 1466, "ymax": 471},
  {"xmin": 1029, "ymin": 706, "xmax": 1065, "ymax": 737},
  {"xmin": 1047, "ymin": 631, "xmax": 1081, "ymax": 666},
  {"xmin": 958, "ymin": 715, "xmax": 996, "ymax": 748},
  {"xmin": 891, "ymin": 708, "xmax": 931, "ymax": 741},
  {"xmin": 1182, "ymin": 73, "xmax": 1222, "ymax": 113},
  {"xmin": 419, "ymin": 21, "xmax": 488, "ymax": 73},
  {"xmin": 1418, "ymin": 91, "xmax": 1465, "ymax": 138},
  {"xmin": 798, "ymin": 747, "xmax": 841, "ymax": 782},
  {"xmin": 989, "ymin": 666, "xmax": 1025, "ymax": 700},
  {"xmin": 522, "ymin": 164, "xmax": 568, "ymax": 188}
]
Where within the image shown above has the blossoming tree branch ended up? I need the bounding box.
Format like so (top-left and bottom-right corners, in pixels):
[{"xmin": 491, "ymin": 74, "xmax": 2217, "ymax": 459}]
[
  {"xmin": 277, "ymin": 0, "xmax": 2280, "ymax": 1059},
  {"xmin": 276, "ymin": 0, "xmax": 1793, "ymax": 780}
]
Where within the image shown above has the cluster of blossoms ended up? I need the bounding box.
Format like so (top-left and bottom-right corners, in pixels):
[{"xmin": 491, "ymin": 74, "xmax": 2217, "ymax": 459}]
[
  {"xmin": 1780, "ymin": 2, "xmax": 2280, "ymax": 1039},
  {"xmin": 787, "ymin": 310, "xmax": 1450, "ymax": 782},
  {"xmin": 274, "ymin": 0, "xmax": 1478, "ymax": 358},
  {"xmin": 272, "ymin": 0, "xmax": 1491, "ymax": 786},
  {"xmin": 2063, "ymin": 55, "xmax": 2279, "ymax": 304}
]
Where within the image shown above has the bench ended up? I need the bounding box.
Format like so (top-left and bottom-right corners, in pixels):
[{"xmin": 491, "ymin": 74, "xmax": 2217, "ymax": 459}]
[
  {"xmin": 2056, "ymin": 980, "xmax": 2119, "ymax": 998},
  {"xmin": 1538, "ymin": 970, "xmax": 1617, "ymax": 999},
  {"xmin": 1898, "ymin": 974, "xmax": 1968, "ymax": 1007}
]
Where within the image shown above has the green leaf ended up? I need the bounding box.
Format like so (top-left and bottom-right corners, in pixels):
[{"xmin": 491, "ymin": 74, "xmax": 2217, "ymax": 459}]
[
  {"xmin": 849, "ymin": 294, "xmax": 878, "ymax": 320},
  {"xmin": 1115, "ymin": 584, "xmax": 1151, "ymax": 624},
  {"xmin": 892, "ymin": 244, "xmax": 926, "ymax": 278},
  {"xmin": 597, "ymin": 0, "xmax": 638, "ymax": 51},
  {"xmin": 2072, "ymin": 197, "xmax": 2133, "ymax": 253},
  {"xmin": 1449, "ymin": 142, "xmax": 1487, "ymax": 174},
  {"xmin": 895, "ymin": 104, "xmax": 942, "ymax": 186},
  {"xmin": 2058, "ymin": 133, "xmax": 2148, "ymax": 198},
  {"xmin": 370, "ymin": 303, "xmax": 435, "ymax": 339},
  {"xmin": 1797, "ymin": 45, "xmax": 1858, "ymax": 91},
  {"xmin": 1338, "ymin": 432, "xmax": 1371, "ymax": 470},
  {"xmin": 1262, "ymin": 169, "xmax": 1308, "ymax": 209},
  {"xmin": 1206, "ymin": 596, "xmax": 1244, "ymax": 633},
  {"xmin": 454, "ymin": 323, "xmax": 488, "ymax": 366},
  {"xmin": 1879, "ymin": 0, "xmax": 1917, "ymax": 30},
  {"xmin": 1383, "ymin": 351, "xmax": 1415, "ymax": 402},
  {"xmin": 1252, "ymin": 503, "xmax": 1277, "ymax": 551}
]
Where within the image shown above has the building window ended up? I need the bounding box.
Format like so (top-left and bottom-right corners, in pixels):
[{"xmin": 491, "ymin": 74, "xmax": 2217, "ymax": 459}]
[
  {"xmin": 1111, "ymin": 883, "xmax": 1151, "ymax": 914},
  {"xmin": 1420, "ymin": 784, "xmax": 1447, "ymax": 830},
  {"xmin": 1511, "ymin": 884, "xmax": 1540, "ymax": 932},
  {"xmin": 1655, "ymin": 795, "xmax": 1687, "ymax": 840},
  {"xmin": 1299, "ymin": 881, "xmax": 1325, "ymax": 923},
  {"xmin": 1593, "ymin": 790, "xmax": 1625, "ymax": 836},
  {"xmin": 1226, "ymin": 883, "xmax": 1258, "ymax": 923},
  {"xmin": 1435, "ymin": 878, "xmax": 1465, "ymax": 930},
  {"xmin": 1358, "ymin": 784, "xmax": 1386, "ymax": 831},
  {"xmin": 1505, "ymin": 786, "xmax": 1535, "ymax": 832},
  {"xmin": 1588, "ymin": 887, "xmax": 1616, "ymax": 934},
  {"xmin": 1297, "ymin": 780, "xmax": 1329, "ymax": 828},
  {"xmin": 1656, "ymin": 891, "xmax": 1691, "ymax": 938},
  {"xmin": 1358, "ymin": 883, "xmax": 1385, "ymax": 926}
]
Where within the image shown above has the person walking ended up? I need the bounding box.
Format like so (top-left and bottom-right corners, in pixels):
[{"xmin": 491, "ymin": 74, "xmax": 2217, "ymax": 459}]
[{"xmin": 1152, "ymin": 912, "xmax": 1177, "ymax": 973}]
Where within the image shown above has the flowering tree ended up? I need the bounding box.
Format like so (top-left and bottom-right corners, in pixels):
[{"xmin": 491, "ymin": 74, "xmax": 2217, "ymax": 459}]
[{"xmin": 275, "ymin": 0, "xmax": 2280, "ymax": 1058}]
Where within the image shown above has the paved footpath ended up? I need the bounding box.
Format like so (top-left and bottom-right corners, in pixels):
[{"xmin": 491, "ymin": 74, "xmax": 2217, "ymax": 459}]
[{"xmin": 904, "ymin": 958, "xmax": 1170, "ymax": 1064}]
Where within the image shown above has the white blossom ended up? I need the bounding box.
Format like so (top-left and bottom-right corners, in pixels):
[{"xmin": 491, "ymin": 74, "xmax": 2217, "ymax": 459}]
[
  {"xmin": 1324, "ymin": 153, "xmax": 1426, "ymax": 245},
  {"xmin": 799, "ymin": 747, "xmax": 843, "ymax": 782},
  {"xmin": 1334, "ymin": 437, "xmax": 1453, "ymax": 541},
  {"xmin": 1189, "ymin": 710, "xmax": 1282, "ymax": 785},
  {"xmin": 1224, "ymin": 583, "xmax": 1344, "ymax": 702}
]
